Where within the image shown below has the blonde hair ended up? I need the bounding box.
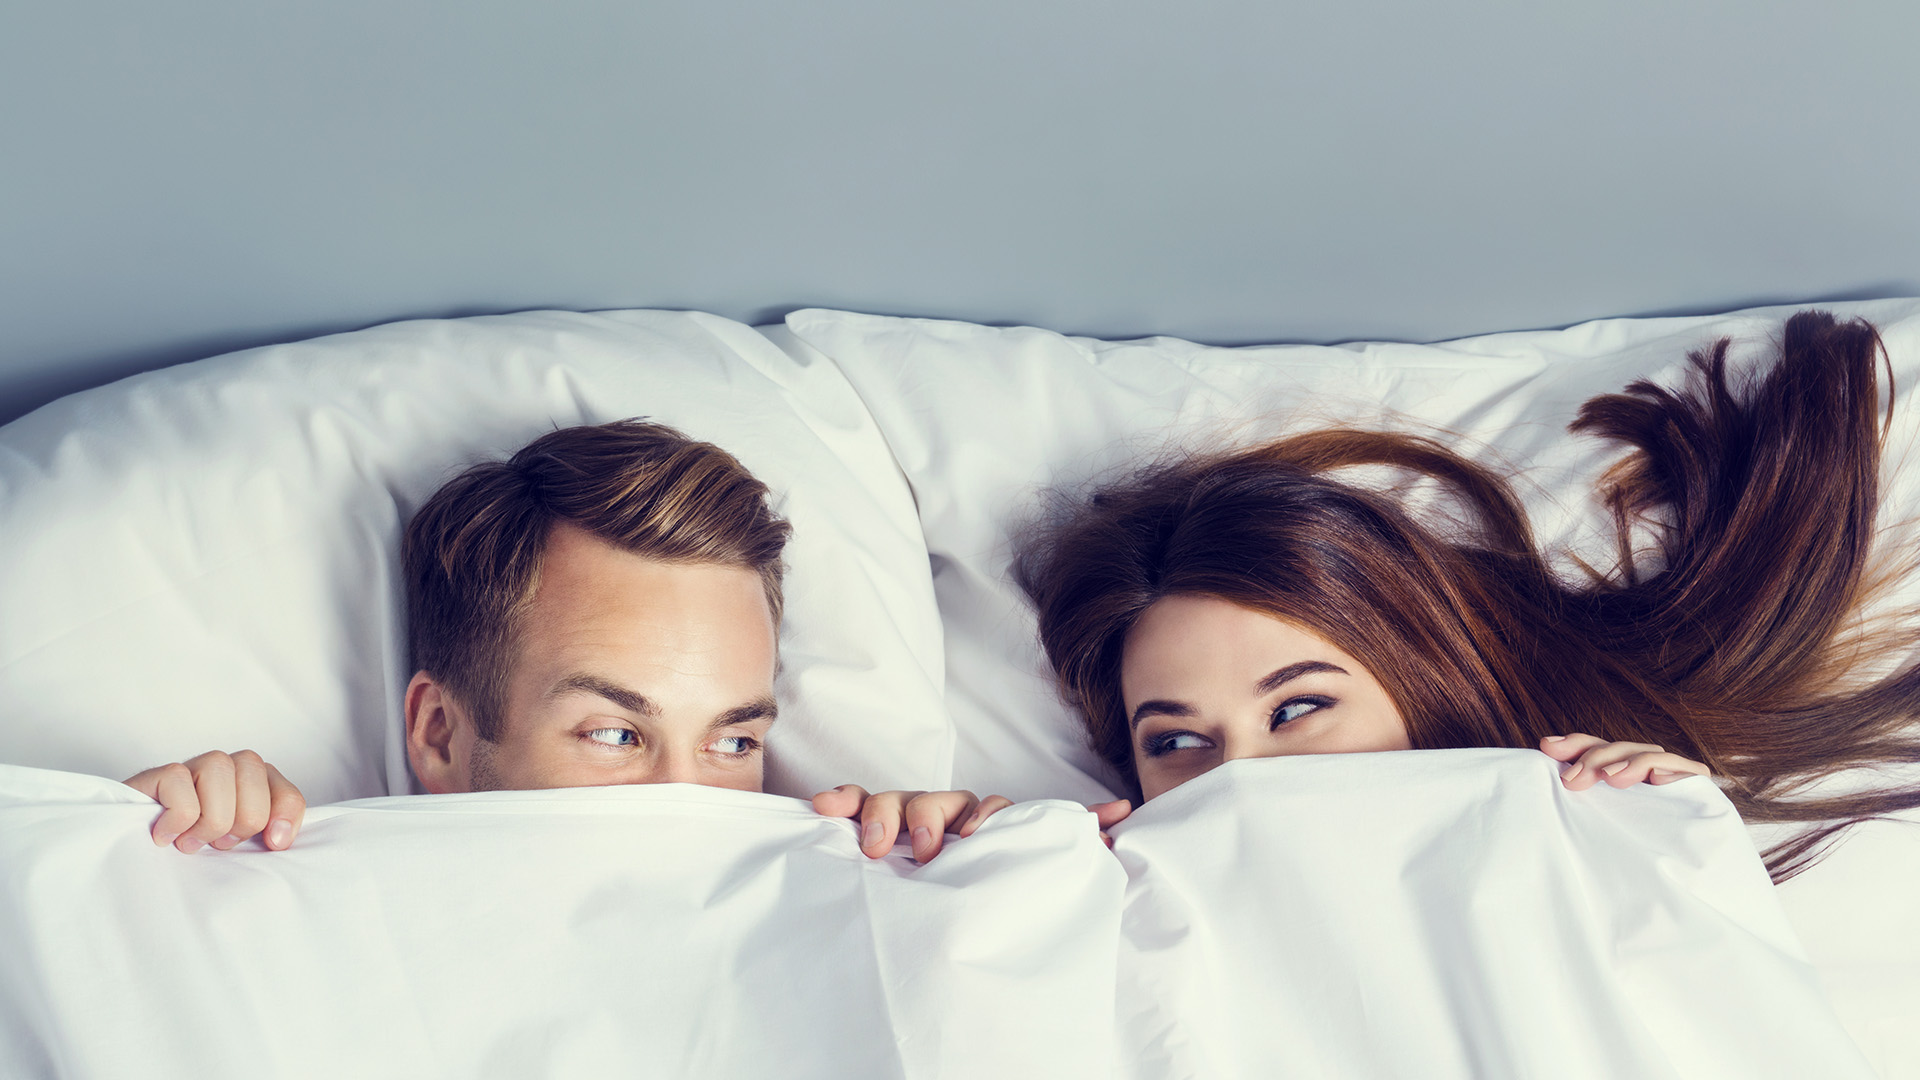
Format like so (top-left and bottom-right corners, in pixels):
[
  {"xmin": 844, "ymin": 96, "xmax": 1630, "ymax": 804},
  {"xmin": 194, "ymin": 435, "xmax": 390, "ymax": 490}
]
[{"xmin": 403, "ymin": 419, "xmax": 790, "ymax": 740}]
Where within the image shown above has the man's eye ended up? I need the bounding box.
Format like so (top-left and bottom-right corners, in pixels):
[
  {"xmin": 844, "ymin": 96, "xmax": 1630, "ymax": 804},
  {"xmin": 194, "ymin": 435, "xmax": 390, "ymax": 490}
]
[
  {"xmin": 1143, "ymin": 731, "xmax": 1212, "ymax": 758},
  {"xmin": 584, "ymin": 728, "xmax": 637, "ymax": 748},
  {"xmin": 711, "ymin": 735, "xmax": 760, "ymax": 756}
]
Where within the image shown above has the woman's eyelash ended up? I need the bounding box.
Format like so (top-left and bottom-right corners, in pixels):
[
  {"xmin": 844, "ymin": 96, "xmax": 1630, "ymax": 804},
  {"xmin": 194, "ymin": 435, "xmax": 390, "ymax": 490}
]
[
  {"xmin": 1271, "ymin": 696, "xmax": 1334, "ymax": 728},
  {"xmin": 1142, "ymin": 731, "xmax": 1208, "ymax": 758},
  {"xmin": 713, "ymin": 735, "xmax": 762, "ymax": 756}
]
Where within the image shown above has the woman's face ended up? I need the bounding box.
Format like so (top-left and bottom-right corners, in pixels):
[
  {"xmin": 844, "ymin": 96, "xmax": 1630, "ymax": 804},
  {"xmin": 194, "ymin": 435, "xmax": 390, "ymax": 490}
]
[{"xmin": 1120, "ymin": 594, "xmax": 1411, "ymax": 800}]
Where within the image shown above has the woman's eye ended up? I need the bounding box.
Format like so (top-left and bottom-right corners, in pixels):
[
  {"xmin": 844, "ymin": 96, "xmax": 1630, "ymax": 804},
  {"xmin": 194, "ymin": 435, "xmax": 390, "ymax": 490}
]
[
  {"xmin": 1143, "ymin": 731, "xmax": 1213, "ymax": 757},
  {"xmin": 711, "ymin": 735, "xmax": 760, "ymax": 756},
  {"xmin": 1271, "ymin": 696, "xmax": 1333, "ymax": 728},
  {"xmin": 584, "ymin": 728, "xmax": 637, "ymax": 748}
]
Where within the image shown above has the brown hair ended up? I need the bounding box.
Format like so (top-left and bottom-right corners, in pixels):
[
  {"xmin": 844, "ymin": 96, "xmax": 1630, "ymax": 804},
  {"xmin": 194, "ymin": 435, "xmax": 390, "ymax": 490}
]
[
  {"xmin": 1016, "ymin": 311, "xmax": 1920, "ymax": 880},
  {"xmin": 403, "ymin": 419, "xmax": 790, "ymax": 741}
]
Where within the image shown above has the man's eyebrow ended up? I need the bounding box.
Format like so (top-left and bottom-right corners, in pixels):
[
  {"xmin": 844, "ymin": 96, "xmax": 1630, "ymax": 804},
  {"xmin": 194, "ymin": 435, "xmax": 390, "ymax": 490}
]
[
  {"xmin": 1255, "ymin": 661, "xmax": 1349, "ymax": 696},
  {"xmin": 1129, "ymin": 699, "xmax": 1194, "ymax": 729},
  {"xmin": 708, "ymin": 697, "xmax": 779, "ymax": 732},
  {"xmin": 547, "ymin": 674, "xmax": 659, "ymax": 717}
]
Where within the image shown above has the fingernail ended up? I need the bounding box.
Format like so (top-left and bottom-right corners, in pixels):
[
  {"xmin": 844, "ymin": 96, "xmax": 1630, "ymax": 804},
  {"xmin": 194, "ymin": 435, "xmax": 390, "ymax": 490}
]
[
  {"xmin": 178, "ymin": 837, "xmax": 205, "ymax": 854},
  {"xmin": 911, "ymin": 826, "xmax": 931, "ymax": 853},
  {"xmin": 153, "ymin": 832, "xmax": 176, "ymax": 847},
  {"xmin": 267, "ymin": 820, "xmax": 292, "ymax": 849},
  {"xmin": 1544, "ymin": 735, "xmax": 1565, "ymax": 742},
  {"xmin": 1561, "ymin": 763, "xmax": 1581, "ymax": 781},
  {"xmin": 862, "ymin": 821, "xmax": 883, "ymax": 850},
  {"xmin": 1601, "ymin": 761, "xmax": 1629, "ymax": 777}
]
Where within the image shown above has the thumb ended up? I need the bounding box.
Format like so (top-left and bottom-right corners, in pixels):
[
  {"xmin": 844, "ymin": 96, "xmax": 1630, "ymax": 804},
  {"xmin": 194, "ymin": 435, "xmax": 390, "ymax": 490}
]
[{"xmin": 1088, "ymin": 798, "xmax": 1133, "ymax": 830}]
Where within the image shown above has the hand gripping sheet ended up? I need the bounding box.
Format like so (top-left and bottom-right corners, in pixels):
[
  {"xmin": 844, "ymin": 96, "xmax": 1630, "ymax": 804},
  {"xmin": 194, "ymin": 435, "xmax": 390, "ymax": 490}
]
[
  {"xmin": 0, "ymin": 767, "xmax": 1121, "ymax": 1080},
  {"xmin": 1109, "ymin": 750, "xmax": 1875, "ymax": 1080}
]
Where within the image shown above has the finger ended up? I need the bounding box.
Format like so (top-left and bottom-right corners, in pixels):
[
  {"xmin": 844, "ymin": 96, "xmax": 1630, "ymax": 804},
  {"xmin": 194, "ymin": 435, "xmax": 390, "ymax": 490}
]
[
  {"xmin": 811, "ymin": 785, "xmax": 869, "ymax": 819},
  {"xmin": 902, "ymin": 791, "xmax": 978, "ymax": 861},
  {"xmin": 126, "ymin": 763, "xmax": 200, "ymax": 848},
  {"xmin": 1601, "ymin": 751, "xmax": 1711, "ymax": 788},
  {"xmin": 1089, "ymin": 799, "xmax": 1133, "ymax": 831},
  {"xmin": 858, "ymin": 790, "xmax": 919, "ymax": 859},
  {"xmin": 263, "ymin": 764, "xmax": 306, "ymax": 850},
  {"xmin": 177, "ymin": 752, "xmax": 237, "ymax": 853},
  {"xmin": 957, "ymin": 795, "xmax": 1015, "ymax": 838},
  {"xmin": 1560, "ymin": 741, "xmax": 1664, "ymax": 790},
  {"xmin": 1538, "ymin": 733, "xmax": 1608, "ymax": 763},
  {"xmin": 214, "ymin": 751, "xmax": 271, "ymax": 850}
]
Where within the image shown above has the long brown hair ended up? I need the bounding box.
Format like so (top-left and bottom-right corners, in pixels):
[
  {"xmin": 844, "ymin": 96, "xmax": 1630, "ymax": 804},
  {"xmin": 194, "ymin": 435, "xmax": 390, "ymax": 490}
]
[
  {"xmin": 404, "ymin": 419, "xmax": 790, "ymax": 741},
  {"xmin": 1015, "ymin": 311, "xmax": 1920, "ymax": 880}
]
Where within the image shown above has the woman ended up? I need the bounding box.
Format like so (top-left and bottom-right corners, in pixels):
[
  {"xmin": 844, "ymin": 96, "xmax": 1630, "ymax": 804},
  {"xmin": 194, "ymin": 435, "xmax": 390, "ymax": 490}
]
[{"xmin": 830, "ymin": 310, "xmax": 1920, "ymax": 881}]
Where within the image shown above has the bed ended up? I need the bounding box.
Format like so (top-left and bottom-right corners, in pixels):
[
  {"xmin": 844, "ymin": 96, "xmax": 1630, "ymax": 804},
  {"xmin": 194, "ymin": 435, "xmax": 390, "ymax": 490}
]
[{"xmin": 1, "ymin": 302, "xmax": 1915, "ymax": 1077}]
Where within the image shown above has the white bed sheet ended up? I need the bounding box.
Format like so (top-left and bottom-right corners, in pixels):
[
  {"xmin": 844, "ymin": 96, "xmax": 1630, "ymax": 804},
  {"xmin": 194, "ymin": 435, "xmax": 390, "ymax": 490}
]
[
  {"xmin": 1112, "ymin": 751, "xmax": 1874, "ymax": 1080},
  {"xmin": 0, "ymin": 764, "xmax": 1121, "ymax": 1080},
  {"xmin": 0, "ymin": 751, "xmax": 1873, "ymax": 1079}
]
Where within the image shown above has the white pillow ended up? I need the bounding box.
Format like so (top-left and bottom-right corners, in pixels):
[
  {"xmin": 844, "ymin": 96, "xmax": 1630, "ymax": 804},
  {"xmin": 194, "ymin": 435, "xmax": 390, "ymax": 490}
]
[
  {"xmin": 0, "ymin": 310, "xmax": 950, "ymax": 804},
  {"xmin": 786, "ymin": 299, "xmax": 1920, "ymax": 802}
]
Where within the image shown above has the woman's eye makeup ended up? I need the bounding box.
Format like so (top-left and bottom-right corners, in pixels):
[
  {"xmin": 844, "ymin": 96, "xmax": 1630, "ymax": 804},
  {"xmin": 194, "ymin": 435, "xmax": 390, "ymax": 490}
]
[
  {"xmin": 1271, "ymin": 695, "xmax": 1334, "ymax": 728},
  {"xmin": 1142, "ymin": 731, "xmax": 1214, "ymax": 758},
  {"xmin": 583, "ymin": 727, "xmax": 638, "ymax": 748}
]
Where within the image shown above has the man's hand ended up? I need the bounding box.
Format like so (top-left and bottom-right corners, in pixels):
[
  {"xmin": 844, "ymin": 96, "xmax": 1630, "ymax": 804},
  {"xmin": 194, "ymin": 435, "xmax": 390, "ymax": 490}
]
[
  {"xmin": 1539, "ymin": 733, "xmax": 1711, "ymax": 790},
  {"xmin": 124, "ymin": 750, "xmax": 306, "ymax": 853},
  {"xmin": 812, "ymin": 787, "xmax": 1014, "ymax": 861},
  {"xmin": 813, "ymin": 786, "xmax": 1133, "ymax": 861}
]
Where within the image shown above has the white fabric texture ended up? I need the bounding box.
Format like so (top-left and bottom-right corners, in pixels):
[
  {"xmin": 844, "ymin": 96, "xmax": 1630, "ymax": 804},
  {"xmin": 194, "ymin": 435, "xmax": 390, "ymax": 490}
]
[
  {"xmin": 1110, "ymin": 750, "xmax": 1874, "ymax": 1080},
  {"xmin": 785, "ymin": 299, "xmax": 1920, "ymax": 805},
  {"xmin": 0, "ymin": 752, "xmax": 1873, "ymax": 1079},
  {"xmin": 784, "ymin": 300, "xmax": 1920, "ymax": 1075},
  {"xmin": 0, "ymin": 311, "xmax": 949, "ymax": 803},
  {"xmin": 0, "ymin": 764, "xmax": 1121, "ymax": 1080}
]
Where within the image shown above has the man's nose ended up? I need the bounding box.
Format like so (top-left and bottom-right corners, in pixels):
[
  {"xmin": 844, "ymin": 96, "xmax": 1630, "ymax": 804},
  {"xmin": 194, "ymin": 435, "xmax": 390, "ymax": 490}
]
[{"xmin": 649, "ymin": 750, "xmax": 702, "ymax": 786}]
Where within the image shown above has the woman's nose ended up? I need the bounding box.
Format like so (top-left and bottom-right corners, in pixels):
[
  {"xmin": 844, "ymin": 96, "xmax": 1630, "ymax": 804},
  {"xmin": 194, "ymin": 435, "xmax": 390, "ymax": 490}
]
[{"xmin": 1219, "ymin": 736, "xmax": 1289, "ymax": 764}]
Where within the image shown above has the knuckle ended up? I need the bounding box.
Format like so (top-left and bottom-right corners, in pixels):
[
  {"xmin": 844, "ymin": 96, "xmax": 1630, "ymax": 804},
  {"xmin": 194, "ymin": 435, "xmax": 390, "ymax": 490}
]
[
  {"xmin": 230, "ymin": 749, "xmax": 264, "ymax": 767},
  {"xmin": 231, "ymin": 810, "xmax": 269, "ymax": 837}
]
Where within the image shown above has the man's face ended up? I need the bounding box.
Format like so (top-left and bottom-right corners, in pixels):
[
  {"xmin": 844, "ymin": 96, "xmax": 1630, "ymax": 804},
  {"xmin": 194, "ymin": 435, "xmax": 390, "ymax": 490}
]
[{"xmin": 406, "ymin": 522, "xmax": 779, "ymax": 794}]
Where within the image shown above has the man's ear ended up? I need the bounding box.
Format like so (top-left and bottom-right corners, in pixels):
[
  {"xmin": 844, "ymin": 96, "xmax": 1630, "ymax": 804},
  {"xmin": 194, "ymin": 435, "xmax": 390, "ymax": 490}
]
[{"xmin": 404, "ymin": 671, "xmax": 467, "ymax": 795}]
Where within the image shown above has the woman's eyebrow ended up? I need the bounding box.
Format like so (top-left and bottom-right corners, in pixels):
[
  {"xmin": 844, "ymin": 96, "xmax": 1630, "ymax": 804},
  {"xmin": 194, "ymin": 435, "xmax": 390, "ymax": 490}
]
[
  {"xmin": 1129, "ymin": 699, "xmax": 1194, "ymax": 728},
  {"xmin": 1255, "ymin": 661, "xmax": 1348, "ymax": 696}
]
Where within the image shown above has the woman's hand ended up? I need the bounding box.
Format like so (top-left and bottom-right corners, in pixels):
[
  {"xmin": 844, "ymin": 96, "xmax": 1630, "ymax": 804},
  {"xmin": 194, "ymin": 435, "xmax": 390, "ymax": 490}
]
[
  {"xmin": 123, "ymin": 750, "xmax": 306, "ymax": 853},
  {"xmin": 1539, "ymin": 734, "xmax": 1710, "ymax": 790},
  {"xmin": 813, "ymin": 786, "xmax": 1135, "ymax": 861}
]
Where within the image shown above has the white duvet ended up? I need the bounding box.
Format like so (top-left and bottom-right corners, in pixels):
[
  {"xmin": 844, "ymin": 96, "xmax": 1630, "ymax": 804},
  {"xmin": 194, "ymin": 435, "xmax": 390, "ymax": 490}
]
[{"xmin": 0, "ymin": 752, "xmax": 1869, "ymax": 1079}]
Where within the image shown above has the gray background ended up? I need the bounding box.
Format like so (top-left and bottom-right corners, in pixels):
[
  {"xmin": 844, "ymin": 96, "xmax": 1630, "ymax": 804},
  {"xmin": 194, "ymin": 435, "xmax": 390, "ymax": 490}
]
[{"xmin": 3, "ymin": 0, "xmax": 1917, "ymax": 424}]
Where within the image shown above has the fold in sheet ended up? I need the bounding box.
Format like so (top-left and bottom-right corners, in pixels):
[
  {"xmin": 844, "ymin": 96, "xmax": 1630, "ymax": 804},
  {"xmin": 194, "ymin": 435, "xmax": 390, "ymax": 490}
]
[
  {"xmin": 0, "ymin": 753, "xmax": 1873, "ymax": 1079},
  {"xmin": 1110, "ymin": 750, "xmax": 1875, "ymax": 1080},
  {"xmin": 0, "ymin": 767, "xmax": 1120, "ymax": 1080}
]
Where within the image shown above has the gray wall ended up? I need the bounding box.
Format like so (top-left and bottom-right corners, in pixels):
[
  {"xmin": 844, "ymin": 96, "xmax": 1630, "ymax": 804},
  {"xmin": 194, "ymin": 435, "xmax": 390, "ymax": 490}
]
[{"xmin": 4, "ymin": 0, "xmax": 1917, "ymax": 423}]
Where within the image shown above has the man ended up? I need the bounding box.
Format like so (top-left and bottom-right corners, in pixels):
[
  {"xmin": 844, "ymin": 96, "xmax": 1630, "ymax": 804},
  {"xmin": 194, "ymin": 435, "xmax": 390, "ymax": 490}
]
[{"xmin": 126, "ymin": 420, "xmax": 1008, "ymax": 861}]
